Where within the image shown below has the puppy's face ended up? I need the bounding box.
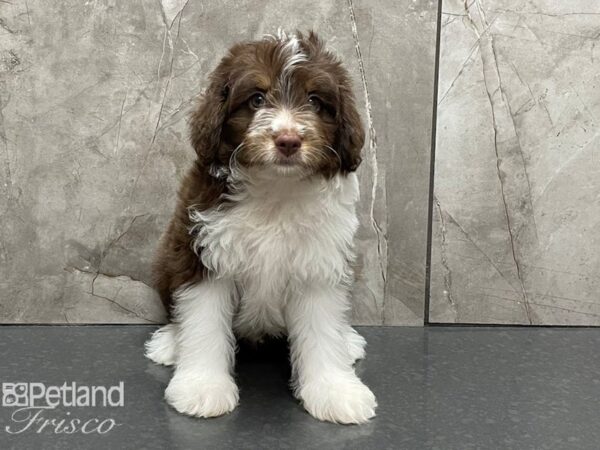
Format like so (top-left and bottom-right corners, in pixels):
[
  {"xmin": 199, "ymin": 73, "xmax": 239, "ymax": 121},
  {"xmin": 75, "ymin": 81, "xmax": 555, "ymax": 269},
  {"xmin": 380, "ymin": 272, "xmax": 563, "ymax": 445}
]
[
  {"xmin": 222, "ymin": 38, "xmax": 341, "ymax": 175},
  {"xmin": 190, "ymin": 32, "xmax": 365, "ymax": 178}
]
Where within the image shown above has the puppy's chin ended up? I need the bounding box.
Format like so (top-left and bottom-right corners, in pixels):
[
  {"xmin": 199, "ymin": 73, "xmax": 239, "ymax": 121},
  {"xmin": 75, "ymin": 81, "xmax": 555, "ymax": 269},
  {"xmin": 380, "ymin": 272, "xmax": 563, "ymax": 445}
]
[
  {"xmin": 272, "ymin": 163, "xmax": 306, "ymax": 177},
  {"xmin": 272, "ymin": 152, "xmax": 305, "ymax": 175},
  {"xmin": 249, "ymin": 160, "xmax": 308, "ymax": 179}
]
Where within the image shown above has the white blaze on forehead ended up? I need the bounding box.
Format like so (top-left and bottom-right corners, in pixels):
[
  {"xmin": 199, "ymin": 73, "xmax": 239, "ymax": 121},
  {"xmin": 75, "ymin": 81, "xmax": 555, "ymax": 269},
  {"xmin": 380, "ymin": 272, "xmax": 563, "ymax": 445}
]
[
  {"xmin": 262, "ymin": 30, "xmax": 307, "ymax": 84},
  {"xmin": 283, "ymin": 34, "xmax": 300, "ymax": 54},
  {"xmin": 280, "ymin": 33, "xmax": 307, "ymax": 78}
]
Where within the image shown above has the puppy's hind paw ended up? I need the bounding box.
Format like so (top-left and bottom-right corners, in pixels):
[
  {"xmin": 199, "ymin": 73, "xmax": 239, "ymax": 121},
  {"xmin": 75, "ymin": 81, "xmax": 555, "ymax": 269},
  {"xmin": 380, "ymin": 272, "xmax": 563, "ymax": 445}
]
[
  {"xmin": 345, "ymin": 327, "xmax": 367, "ymax": 363},
  {"xmin": 145, "ymin": 324, "xmax": 177, "ymax": 366}
]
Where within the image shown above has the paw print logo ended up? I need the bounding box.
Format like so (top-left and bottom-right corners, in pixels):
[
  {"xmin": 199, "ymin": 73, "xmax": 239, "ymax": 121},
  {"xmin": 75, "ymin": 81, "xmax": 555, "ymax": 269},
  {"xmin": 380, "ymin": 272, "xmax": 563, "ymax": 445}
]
[{"xmin": 2, "ymin": 383, "xmax": 29, "ymax": 407}]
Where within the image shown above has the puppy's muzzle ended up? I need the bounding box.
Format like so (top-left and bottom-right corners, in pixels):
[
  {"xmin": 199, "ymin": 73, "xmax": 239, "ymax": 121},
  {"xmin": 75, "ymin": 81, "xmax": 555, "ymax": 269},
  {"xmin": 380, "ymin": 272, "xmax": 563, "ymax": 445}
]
[{"xmin": 274, "ymin": 132, "xmax": 301, "ymax": 157}]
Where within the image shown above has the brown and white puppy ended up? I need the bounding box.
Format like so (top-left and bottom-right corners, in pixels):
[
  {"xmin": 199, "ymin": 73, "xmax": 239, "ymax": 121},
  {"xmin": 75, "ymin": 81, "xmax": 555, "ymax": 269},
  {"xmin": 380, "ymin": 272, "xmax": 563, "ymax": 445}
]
[{"xmin": 145, "ymin": 31, "xmax": 376, "ymax": 424}]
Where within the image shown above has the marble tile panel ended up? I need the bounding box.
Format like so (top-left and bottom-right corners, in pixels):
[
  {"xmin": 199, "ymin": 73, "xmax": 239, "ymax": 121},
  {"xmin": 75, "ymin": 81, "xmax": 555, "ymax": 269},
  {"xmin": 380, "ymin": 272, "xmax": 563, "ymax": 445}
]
[
  {"xmin": 0, "ymin": 0, "xmax": 438, "ymax": 324},
  {"xmin": 431, "ymin": 0, "xmax": 600, "ymax": 324}
]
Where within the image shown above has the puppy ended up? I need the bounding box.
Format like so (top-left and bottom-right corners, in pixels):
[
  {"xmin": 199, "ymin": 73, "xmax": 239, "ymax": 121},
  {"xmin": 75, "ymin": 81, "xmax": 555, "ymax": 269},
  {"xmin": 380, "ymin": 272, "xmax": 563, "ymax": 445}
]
[{"xmin": 145, "ymin": 31, "xmax": 376, "ymax": 424}]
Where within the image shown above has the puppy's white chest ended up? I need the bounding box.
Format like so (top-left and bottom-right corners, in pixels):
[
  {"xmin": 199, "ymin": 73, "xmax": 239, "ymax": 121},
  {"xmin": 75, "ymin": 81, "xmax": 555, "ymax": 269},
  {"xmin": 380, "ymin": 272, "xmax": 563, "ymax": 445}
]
[{"xmin": 190, "ymin": 173, "xmax": 359, "ymax": 337}]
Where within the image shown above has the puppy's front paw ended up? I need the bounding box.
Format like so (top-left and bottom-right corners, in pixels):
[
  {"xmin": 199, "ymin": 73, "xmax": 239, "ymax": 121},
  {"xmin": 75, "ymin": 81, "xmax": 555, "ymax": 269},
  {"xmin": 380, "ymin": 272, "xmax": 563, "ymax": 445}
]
[
  {"xmin": 299, "ymin": 377, "xmax": 377, "ymax": 424},
  {"xmin": 165, "ymin": 374, "xmax": 239, "ymax": 418}
]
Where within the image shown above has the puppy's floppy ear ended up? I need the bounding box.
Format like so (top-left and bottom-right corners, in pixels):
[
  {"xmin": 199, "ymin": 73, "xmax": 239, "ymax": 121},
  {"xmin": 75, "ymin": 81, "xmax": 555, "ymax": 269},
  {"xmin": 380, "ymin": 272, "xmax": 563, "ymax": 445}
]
[
  {"xmin": 189, "ymin": 71, "xmax": 229, "ymax": 168},
  {"xmin": 336, "ymin": 83, "xmax": 365, "ymax": 173}
]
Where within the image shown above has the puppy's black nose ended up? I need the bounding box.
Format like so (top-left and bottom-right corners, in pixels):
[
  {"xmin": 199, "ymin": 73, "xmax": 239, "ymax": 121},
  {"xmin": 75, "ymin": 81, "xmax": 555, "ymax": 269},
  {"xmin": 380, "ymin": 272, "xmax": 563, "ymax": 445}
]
[{"xmin": 274, "ymin": 133, "xmax": 301, "ymax": 157}]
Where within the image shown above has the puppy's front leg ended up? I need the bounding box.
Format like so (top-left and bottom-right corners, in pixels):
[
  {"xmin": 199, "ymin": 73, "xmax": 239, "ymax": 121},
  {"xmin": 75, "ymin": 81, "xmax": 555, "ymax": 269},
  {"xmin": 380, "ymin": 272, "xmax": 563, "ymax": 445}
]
[
  {"xmin": 165, "ymin": 279, "xmax": 239, "ymax": 418},
  {"xmin": 286, "ymin": 283, "xmax": 377, "ymax": 424}
]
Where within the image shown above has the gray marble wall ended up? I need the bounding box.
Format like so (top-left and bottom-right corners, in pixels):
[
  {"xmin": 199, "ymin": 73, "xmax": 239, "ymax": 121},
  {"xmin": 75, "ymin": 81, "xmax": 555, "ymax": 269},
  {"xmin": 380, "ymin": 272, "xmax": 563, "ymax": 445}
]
[
  {"xmin": 431, "ymin": 0, "xmax": 600, "ymax": 324},
  {"xmin": 0, "ymin": 1, "xmax": 438, "ymax": 324},
  {"xmin": 8, "ymin": 0, "xmax": 595, "ymax": 327}
]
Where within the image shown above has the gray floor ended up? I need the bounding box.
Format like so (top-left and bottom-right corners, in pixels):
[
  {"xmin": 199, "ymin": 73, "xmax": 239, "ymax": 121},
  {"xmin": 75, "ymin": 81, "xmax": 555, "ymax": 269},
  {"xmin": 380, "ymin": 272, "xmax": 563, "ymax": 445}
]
[{"xmin": 0, "ymin": 327, "xmax": 599, "ymax": 449}]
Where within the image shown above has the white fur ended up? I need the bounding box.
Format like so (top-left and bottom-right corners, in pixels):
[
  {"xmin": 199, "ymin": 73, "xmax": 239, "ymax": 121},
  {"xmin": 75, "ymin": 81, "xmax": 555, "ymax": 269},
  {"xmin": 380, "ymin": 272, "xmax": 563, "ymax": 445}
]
[
  {"xmin": 280, "ymin": 32, "xmax": 307, "ymax": 77},
  {"xmin": 262, "ymin": 31, "xmax": 306, "ymax": 79},
  {"xmin": 146, "ymin": 323, "xmax": 366, "ymax": 366},
  {"xmin": 164, "ymin": 280, "xmax": 239, "ymax": 418},
  {"xmin": 246, "ymin": 107, "xmax": 311, "ymax": 169},
  {"xmin": 147, "ymin": 171, "xmax": 376, "ymax": 424},
  {"xmin": 248, "ymin": 108, "xmax": 306, "ymax": 148},
  {"xmin": 190, "ymin": 171, "xmax": 358, "ymax": 338},
  {"xmin": 345, "ymin": 325, "xmax": 367, "ymax": 362},
  {"xmin": 145, "ymin": 323, "xmax": 177, "ymax": 365},
  {"xmin": 286, "ymin": 282, "xmax": 377, "ymax": 424},
  {"xmin": 269, "ymin": 108, "xmax": 304, "ymax": 135}
]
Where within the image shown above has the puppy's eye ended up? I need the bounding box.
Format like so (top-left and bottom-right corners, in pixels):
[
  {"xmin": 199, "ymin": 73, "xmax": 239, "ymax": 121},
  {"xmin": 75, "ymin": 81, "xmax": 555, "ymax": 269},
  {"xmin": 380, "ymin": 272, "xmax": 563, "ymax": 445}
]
[
  {"xmin": 308, "ymin": 95, "xmax": 322, "ymax": 113},
  {"xmin": 249, "ymin": 93, "xmax": 266, "ymax": 109}
]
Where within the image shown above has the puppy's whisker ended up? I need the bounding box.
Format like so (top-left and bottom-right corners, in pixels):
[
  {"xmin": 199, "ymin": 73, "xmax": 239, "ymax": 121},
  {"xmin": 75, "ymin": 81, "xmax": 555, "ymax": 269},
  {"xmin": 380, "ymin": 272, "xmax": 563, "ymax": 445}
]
[
  {"xmin": 228, "ymin": 142, "xmax": 244, "ymax": 174},
  {"xmin": 324, "ymin": 145, "xmax": 342, "ymax": 168}
]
